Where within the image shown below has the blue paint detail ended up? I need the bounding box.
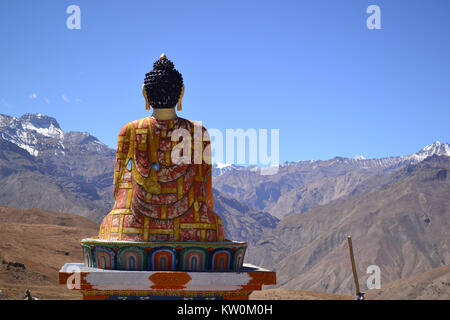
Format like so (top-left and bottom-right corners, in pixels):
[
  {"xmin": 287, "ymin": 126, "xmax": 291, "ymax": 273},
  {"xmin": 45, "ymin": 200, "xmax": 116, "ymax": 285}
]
[
  {"xmin": 211, "ymin": 249, "xmax": 231, "ymax": 270},
  {"xmin": 152, "ymin": 162, "xmax": 160, "ymax": 171},
  {"xmin": 95, "ymin": 247, "xmax": 116, "ymax": 269},
  {"xmin": 82, "ymin": 243, "xmax": 246, "ymax": 271},
  {"xmin": 202, "ymin": 170, "xmax": 211, "ymax": 195},
  {"xmin": 150, "ymin": 248, "xmax": 177, "ymax": 270}
]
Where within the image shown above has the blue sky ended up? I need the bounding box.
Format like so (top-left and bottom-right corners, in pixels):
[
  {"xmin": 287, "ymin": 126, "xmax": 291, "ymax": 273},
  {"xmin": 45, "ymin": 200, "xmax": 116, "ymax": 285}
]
[{"xmin": 0, "ymin": 0, "xmax": 449, "ymax": 162}]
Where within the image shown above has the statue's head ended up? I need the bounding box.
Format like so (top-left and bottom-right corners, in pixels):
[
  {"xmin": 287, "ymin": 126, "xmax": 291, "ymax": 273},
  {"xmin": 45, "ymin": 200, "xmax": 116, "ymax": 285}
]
[{"xmin": 143, "ymin": 53, "xmax": 184, "ymax": 110}]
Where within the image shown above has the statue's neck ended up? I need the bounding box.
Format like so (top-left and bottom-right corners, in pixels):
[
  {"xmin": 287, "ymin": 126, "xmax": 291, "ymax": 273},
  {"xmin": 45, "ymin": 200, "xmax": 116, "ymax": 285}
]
[{"xmin": 152, "ymin": 108, "xmax": 177, "ymax": 120}]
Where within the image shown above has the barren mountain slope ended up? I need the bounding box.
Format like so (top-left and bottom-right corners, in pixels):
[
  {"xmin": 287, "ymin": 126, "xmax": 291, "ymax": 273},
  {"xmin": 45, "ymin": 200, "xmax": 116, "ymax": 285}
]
[
  {"xmin": 0, "ymin": 206, "xmax": 99, "ymax": 300},
  {"xmin": 214, "ymin": 142, "xmax": 450, "ymax": 218},
  {"xmin": 365, "ymin": 266, "xmax": 450, "ymax": 300},
  {"xmin": 213, "ymin": 188, "xmax": 279, "ymax": 245},
  {"xmin": 249, "ymin": 155, "xmax": 450, "ymax": 295}
]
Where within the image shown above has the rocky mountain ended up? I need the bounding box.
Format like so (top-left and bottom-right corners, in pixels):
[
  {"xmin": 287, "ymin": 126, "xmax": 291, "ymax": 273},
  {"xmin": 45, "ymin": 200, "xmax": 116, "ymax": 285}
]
[
  {"xmin": 0, "ymin": 113, "xmax": 277, "ymax": 244},
  {"xmin": 0, "ymin": 113, "xmax": 113, "ymax": 158},
  {"xmin": 248, "ymin": 155, "xmax": 450, "ymax": 295},
  {"xmin": 213, "ymin": 188, "xmax": 279, "ymax": 245},
  {"xmin": 0, "ymin": 113, "xmax": 115, "ymax": 221},
  {"xmin": 1, "ymin": 112, "xmax": 449, "ymax": 299},
  {"xmin": 213, "ymin": 141, "xmax": 450, "ymax": 219},
  {"xmin": 3, "ymin": 113, "xmax": 448, "ymax": 222},
  {"xmin": 211, "ymin": 162, "xmax": 243, "ymax": 177}
]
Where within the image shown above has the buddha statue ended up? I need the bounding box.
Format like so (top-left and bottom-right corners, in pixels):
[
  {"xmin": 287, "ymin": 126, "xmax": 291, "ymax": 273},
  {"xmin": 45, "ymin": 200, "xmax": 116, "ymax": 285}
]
[
  {"xmin": 97, "ymin": 54, "xmax": 226, "ymax": 243},
  {"xmin": 60, "ymin": 54, "xmax": 275, "ymax": 300},
  {"xmin": 80, "ymin": 54, "xmax": 247, "ymax": 273}
]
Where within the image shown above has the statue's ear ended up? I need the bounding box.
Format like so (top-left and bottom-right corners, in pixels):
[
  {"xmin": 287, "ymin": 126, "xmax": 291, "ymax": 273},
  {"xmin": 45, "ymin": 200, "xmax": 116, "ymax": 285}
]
[
  {"xmin": 142, "ymin": 85, "xmax": 151, "ymax": 110},
  {"xmin": 177, "ymin": 85, "xmax": 185, "ymax": 111}
]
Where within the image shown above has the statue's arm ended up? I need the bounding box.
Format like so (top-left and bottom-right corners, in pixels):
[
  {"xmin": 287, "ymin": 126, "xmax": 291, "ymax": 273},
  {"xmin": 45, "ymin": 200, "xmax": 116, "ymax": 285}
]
[
  {"xmin": 205, "ymin": 166, "xmax": 214, "ymax": 210},
  {"xmin": 203, "ymin": 127, "xmax": 214, "ymax": 210},
  {"xmin": 113, "ymin": 123, "xmax": 132, "ymax": 198}
]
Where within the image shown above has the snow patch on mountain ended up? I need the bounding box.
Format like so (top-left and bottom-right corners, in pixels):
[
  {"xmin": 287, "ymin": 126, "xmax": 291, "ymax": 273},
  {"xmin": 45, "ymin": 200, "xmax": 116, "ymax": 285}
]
[
  {"xmin": 407, "ymin": 141, "xmax": 450, "ymax": 161},
  {"xmin": 214, "ymin": 142, "xmax": 450, "ymax": 175},
  {"xmin": 212, "ymin": 162, "xmax": 247, "ymax": 177},
  {"xmin": 21, "ymin": 122, "xmax": 64, "ymax": 139},
  {"xmin": 216, "ymin": 162, "xmax": 232, "ymax": 169},
  {"xmin": 0, "ymin": 113, "xmax": 112, "ymax": 157},
  {"xmin": 1, "ymin": 113, "xmax": 448, "ymax": 171}
]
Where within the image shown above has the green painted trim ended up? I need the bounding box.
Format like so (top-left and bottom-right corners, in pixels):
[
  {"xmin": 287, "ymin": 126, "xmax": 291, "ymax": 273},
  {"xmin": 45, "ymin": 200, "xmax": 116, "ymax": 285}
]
[
  {"xmin": 80, "ymin": 238, "xmax": 247, "ymax": 247},
  {"xmin": 80, "ymin": 240, "xmax": 247, "ymax": 271}
]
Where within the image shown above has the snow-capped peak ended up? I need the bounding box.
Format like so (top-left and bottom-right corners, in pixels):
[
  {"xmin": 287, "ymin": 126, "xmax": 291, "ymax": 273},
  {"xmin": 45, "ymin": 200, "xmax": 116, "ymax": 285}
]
[
  {"xmin": 19, "ymin": 113, "xmax": 64, "ymax": 139},
  {"xmin": 215, "ymin": 162, "xmax": 232, "ymax": 169},
  {"xmin": 21, "ymin": 121, "xmax": 64, "ymax": 139},
  {"xmin": 0, "ymin": 114, "xmax": 14, "ymax": 127},
  {"xmin": 0, "ymin": 113, "xmax": 65, "ymax": 156},
  {"xmin": 412, "ymin": 141, "xmax": 450, "ymax": 160},
  {"xmin": 354, "ymin": 154, "xmax": 366, "ymax": 160},
  {"xmin": 212, "ymin": 162, "xmax": 245, "ymax": 177},
  {"xmin": 0, "ymin": 112, "xmax": 114, "ymax": 157}
]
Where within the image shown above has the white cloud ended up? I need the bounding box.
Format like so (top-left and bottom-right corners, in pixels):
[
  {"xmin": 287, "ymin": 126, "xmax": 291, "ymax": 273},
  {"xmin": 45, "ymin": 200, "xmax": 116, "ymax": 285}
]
[
  {"xmin": 44, "ymin": 98, "xmax": 50, "ymax": 104},
  {"xmin": 29, "ymin": 93, "xmax": 37, "ymax": 100},
  {"xmin": 75, "ymin": 98, "xmax": 83, "ymax": 103},
  {"xmin": 62, "ymin": 95, "xmax": 69, "ymax": 102}
]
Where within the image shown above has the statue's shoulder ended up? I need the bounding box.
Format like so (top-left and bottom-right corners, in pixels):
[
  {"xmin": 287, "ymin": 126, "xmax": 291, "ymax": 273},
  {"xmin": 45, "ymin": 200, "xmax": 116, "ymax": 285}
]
[
  {"xmin": 117, "ymin": 117, "xmax": 209, "ymax": 136},
  {"xmin": 118, "ymin": 118, "xmax": 148, "ymax": 136},
  {"xmin": 176, "ymin": 117, "xmax": 193, "ymax": 128},
  {"xmin": 177, "ymin": 117, "xmax": 209, "ymax": 132}
]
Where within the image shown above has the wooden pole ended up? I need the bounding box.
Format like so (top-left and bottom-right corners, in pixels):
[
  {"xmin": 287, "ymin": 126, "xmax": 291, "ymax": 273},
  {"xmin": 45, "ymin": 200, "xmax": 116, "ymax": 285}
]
[{"xmin": 347, "ymin": 236, "xmax": 361, "ymax": 297}]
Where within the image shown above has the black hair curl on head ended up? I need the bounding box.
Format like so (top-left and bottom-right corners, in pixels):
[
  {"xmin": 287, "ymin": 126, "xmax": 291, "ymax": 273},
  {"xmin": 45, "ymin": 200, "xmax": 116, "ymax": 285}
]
[{"xmin": 144, "ymin": 57, "xmax": 184, "ymax": 109}]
